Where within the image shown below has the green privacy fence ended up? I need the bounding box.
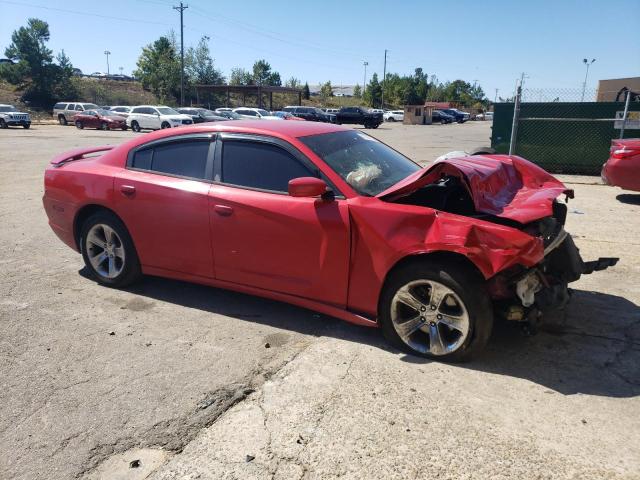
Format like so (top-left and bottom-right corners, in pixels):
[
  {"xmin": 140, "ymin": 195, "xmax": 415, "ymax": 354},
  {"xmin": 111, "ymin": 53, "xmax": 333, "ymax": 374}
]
[{"xmin": 491, "ymin": 101, "xmax": 640, "ymax": 175}]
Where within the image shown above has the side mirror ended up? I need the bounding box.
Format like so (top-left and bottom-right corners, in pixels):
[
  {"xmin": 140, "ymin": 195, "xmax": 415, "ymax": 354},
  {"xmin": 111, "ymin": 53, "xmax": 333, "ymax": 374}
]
[{"xmin": 288, "ymin": 177, "xmax": 329, "ymax": 198}]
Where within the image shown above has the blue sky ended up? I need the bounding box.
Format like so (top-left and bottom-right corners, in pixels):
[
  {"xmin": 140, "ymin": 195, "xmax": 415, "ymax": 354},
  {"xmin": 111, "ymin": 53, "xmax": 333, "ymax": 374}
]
[{"xmin": 1, "ymin": 0, "xmax": 639, "ymax": 99}]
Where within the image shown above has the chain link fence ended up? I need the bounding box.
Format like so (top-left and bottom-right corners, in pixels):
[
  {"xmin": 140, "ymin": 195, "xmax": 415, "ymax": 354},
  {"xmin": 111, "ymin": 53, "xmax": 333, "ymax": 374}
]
[{"xmin": 491, "ymin": 88, "xmax": 639, "ymax": 175}]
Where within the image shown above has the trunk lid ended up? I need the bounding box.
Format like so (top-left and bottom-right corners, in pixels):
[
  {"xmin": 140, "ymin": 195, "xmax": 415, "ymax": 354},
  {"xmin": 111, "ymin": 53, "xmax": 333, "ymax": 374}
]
[{"xmin": 377, "ymin": 154, "xmax": 573, "ymax": 224}]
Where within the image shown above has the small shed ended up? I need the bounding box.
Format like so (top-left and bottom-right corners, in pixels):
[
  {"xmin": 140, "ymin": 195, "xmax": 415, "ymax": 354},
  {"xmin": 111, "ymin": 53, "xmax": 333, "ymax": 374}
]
[{"xmin": 403, "ymin": 105, "xmax": 433, "ymax": 125}]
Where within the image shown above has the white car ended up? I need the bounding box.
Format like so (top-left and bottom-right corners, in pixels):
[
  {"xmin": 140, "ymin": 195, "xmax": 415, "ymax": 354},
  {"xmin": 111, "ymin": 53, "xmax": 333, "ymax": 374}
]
[
  {"xmin": 324, "ymin": 108, "xmax": 339, "ymax": 115},
  {"xmin": 384, "ymin": 110, "xmax": 404, "ymax": 122},
  {"xmin": 126, "ymin": 105, "xmax": 193, "ymax": 132},
  {"xmin": 232, "ymin": 107, "xmax": 282, "ymax": 120},
  {"xmin": 475, "ymin": 111, "xmax": 494, "ymax": 121}
]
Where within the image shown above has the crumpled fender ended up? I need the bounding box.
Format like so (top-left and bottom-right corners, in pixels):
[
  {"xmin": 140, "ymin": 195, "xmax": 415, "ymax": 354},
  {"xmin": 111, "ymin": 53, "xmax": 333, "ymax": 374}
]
[
  {"xmin": 377, "ymin": 154, "xmax": 573, "ymax": 224},
  {"xmin": 346, "ymin": 198, "xmax": 543, "ymax": 317}
]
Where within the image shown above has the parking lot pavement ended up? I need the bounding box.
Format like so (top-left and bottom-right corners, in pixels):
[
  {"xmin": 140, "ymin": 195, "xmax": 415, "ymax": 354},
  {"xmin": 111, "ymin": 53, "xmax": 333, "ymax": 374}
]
[{"xmin": 1, "ymin": 124, "xmax": 639, "ymax": 479}]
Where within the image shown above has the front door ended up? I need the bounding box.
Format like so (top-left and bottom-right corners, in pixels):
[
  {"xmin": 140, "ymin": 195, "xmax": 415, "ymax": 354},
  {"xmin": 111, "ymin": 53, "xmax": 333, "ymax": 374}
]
[
  {"xmin": 113, "ymin": 134, "xmax": 215, "ymax": 278},
  {"xmin": 208, "ymin": 135, "xmax": 350, "ymax": 306}
]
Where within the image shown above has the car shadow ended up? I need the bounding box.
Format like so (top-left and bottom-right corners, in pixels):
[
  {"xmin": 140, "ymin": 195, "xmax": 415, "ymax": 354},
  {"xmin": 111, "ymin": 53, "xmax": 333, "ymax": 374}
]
[
  {"xmin": 616, "ymin": 193, "xmax": 640, "ymax": 205},
  {"xmin": 81, "ymin": 268, "xmax": 639, "ymax": 398},
  {"xmin": 401, "ymin": 289, "xmax": 640, "ymax": 398}
]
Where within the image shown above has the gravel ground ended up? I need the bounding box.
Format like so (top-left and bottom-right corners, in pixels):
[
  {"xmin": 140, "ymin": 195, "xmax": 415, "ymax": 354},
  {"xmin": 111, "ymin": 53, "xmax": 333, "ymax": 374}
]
[{"xmin": 1, "ymin": 122, "xmax": 638, "ymax": 480}]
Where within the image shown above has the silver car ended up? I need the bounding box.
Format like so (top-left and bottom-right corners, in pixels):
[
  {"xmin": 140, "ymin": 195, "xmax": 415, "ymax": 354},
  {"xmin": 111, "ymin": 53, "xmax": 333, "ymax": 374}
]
[{"xmin": 53, "ymin": 102, "xmax": 99, "ymax": 125}]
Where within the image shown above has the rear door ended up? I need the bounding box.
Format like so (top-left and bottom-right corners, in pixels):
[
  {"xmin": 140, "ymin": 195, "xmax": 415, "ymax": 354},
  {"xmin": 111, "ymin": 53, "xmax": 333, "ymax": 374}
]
[
  {"xmin": 113, "ymin": 133, "xmax": 215, "ymax": 277},
  {"xmin": 208, "ymin": 134, "xmax": 351, "ymax": 306}
]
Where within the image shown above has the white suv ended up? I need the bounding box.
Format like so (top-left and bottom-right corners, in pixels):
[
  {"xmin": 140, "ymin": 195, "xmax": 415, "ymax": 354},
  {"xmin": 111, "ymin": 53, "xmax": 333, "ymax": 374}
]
[
  {"xmin": 0, "ymin": 104, "xmax": 31, "ymax": 129},
  {"xmin": 126, "ymin": 105, "xmax": 193, "ymax": 132},
  {"xmin": 232, "ymin": 107, "xmax": 281, "ymax": 120},
  {"xmin": 384, "ymin": 110, "xmax": 404, "ymax": 122}
]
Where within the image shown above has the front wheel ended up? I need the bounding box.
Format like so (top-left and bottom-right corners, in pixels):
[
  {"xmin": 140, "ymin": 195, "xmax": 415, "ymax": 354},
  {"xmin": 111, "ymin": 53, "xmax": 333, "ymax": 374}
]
[
  {"xmin": 80, "ymin": 211, "xmax": 142, "ymax": 288},
  {"xmin": 131, "ymin": 121, "xmax": 141, "ymax": 132},
  {"xmin": 379, "ymin": 259, "xmax": 493, "ymax": 362},
  {"xmin": 0, "ymin": 119, "xmax": 7, "ymax": 129},
  {"xmin": 100, "ymin": 121, "xmax": 108, "ymax": 130},
  {"xmin": 23, "ymin": 124, "xmax": 30, "ymax": 129},
  {"xmin": 161, "ymin": 121, "xmax": 170, "ymax": 129}
]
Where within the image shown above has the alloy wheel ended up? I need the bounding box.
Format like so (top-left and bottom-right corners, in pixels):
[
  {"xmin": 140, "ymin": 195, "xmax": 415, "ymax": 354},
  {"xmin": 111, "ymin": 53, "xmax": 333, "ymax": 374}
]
[
  {"xmin": 85, "ymin": 223, "xmax": 126, "ymax": 279},
  {"xmin": 390, "ymin": 279, "xmax": 470, "ymax": 356}
]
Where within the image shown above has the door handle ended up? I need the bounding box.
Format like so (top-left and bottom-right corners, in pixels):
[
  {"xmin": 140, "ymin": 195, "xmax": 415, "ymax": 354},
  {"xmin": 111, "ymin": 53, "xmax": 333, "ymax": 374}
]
[
  {"xmin": 214, "ymin": 204, "xmax": 233, "ymax": 216},
  {"xmin": 120, "ymin": 185, "xmax": 136, "ymax": 196}
]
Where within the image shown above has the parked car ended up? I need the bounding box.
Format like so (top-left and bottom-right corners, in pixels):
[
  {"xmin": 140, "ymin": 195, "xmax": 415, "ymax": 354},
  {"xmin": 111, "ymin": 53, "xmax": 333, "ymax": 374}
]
[
  {"xmin": 432, "ymin": 110, "xmax": 455, "ymax": 124},
  {"xmin": 335, "ymin": 106, "xmax": 383, "ymax": 128},
  {"xmin": 601, "ymin": 138, "xmax": 640, "ymax": 192},
  {"xmin": 384, "ymin": 110, "xmax": 404, "ymax": 122},
  {"xmin": 109, "ymin": 106, "xmax": 132, "ymax": 118},
  {"xmin": 232, "ymin": 107, "xmax": 281, "ymax": 120},
  {"xmin": 74, "ymin": 109, "xmax": 127, "ymax": 130},
  {"xmin": 215, "ymin": 110, "xmax": 242, "ymax": 120},
  {"xmin": 53, "ymin": 102, "xmax": 99, "ymax": 125},
  {"xmin": 126, "ymin": 106, "xmax": 193, "ymax": 132},
  {"xmin": 282, "ymin": 106, "xmax": 334, "ymax": 123},
  {"xmin": 273, "ymin": 111, "xmax": 306, "ymax": 121},
  {"xmin": 215, "ymin": 108, "xmax": 233, "ymax": 113},
  {"xmin": 177, "ymin": 108, "xmax": 229, "ymax": 123},
  {"xmin": 324, "ymin": 108, "xmax": 339, "ymax": 115},
  {"xmin": 0, "ymin": 104, "xmax": 31, "ymax": 129},
  {"xmin": 43, "ymin": 122, "xmax": 617, "ymax": 361},
  {"xmin": 475, "ymin": 112, "xmax": 494, "ymax": 121},
  {"xmin": 441, "ymin": 108, "xmax": 470, "ymax": 123}
]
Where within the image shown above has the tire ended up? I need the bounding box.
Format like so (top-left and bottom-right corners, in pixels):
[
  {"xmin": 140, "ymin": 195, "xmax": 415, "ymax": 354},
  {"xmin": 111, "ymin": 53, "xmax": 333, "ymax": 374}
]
[
  {"xmin": 0, "ymin": 119, "xmax": 7, "ymax": 129},
  {"xmin": 388, "ymin": 117, "xmax": 395, "ymax": 122},
  {"xmin": 58, "ymin": 115, "xmax": 67, "ymax": 126},
  {"xmin": 372, "ymin": 123, "xmax": 380, "ymax": 129},
  {"xmin": 161, "ymin": 121, "xmax": 170, "ymax": 129},
  {"xmin": 75, "ymin": 120, "xmax": 84, "ymax": 129},
  {"xmin": 131, "ymin": 121, "xmax": 141, "ymax": 132},
  {"xmin": 378, "ymin": 258, "xmax": 493, "ymax": 362},
  {"xmin": 23, "ymin": 124, "xmax": 30, "ymax": 129},
  {"xmin": 121, "ymin": 125, "xmax": 128, "ymax": 131},
  {"xmin": 80, "ymin": 211, "xmax": 142, "ymax": 288},
  {"xmin": 100, "ymin": 121, "xmax": 108, "ymax": 130}
]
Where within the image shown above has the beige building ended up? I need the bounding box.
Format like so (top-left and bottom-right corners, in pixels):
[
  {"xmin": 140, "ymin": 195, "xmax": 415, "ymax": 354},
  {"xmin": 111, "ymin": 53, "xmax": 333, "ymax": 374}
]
[
  {"xmin": 597, "ymin": 77, "xmax": 640, "ymax": 102},
  {"xmin": 403, "ymin": 105, "xmax": 434, "ymax": 125}
]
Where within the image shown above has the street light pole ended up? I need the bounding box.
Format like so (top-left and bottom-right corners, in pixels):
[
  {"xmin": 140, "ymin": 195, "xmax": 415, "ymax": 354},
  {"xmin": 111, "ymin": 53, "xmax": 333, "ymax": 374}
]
[
  {"xmin": 173, "ymin": 2, "xmax": 188, "ymax": 106},
  {"xmin": 381, "ymin": 49, "xmax": 387, "ymax": 109},
  {"xmin": 580, "ymin": 58, "xmax": 596, "ymax": 102},
  {"xmin": 104, "ymin": 50, "xmax": 111, "ymax": 75},
  {"xmin": 363, "ymin": 61, "xmax": 368, "ymax": 94}
]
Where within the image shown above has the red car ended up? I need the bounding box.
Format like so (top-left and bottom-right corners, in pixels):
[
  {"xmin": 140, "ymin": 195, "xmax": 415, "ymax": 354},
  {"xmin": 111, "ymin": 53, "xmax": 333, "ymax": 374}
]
[
  {"xmin": 74, "ymin": 109, "xmax": 127, "ymax": 131},
  {"xmin": 602, "ymin": 138, "xmax": 640, "ymax": 192},
  {"xmin": 43, "ymin": 121, "xmax": 617, "ymax": 361}
]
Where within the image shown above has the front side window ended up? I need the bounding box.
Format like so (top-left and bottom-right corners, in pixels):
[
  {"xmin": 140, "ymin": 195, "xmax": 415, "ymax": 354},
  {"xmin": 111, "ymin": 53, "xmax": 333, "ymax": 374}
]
[
  {"xmin": 76, "ymin": 105, "xmax": 83, "ymax": 111},
  {"xmin": 131, "ymin": 140, "xmax": 210, "ymax": 180},
  {"xmin": 221, "ymin": 140, "xmax": 313, "ymax": 193},
  {"xmin": 67, "ymin": 104, "xmax": 75, "ymax": 110},
  {"xmin": 299, "ymin": 130, "xmax": 420, "ymax": 196}
]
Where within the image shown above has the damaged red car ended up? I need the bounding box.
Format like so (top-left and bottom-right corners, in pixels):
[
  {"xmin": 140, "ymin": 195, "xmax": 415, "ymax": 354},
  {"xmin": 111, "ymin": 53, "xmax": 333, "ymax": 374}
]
[{"xmin": 43, "ymin": 121, "xmax": 617, "ymax": 361}]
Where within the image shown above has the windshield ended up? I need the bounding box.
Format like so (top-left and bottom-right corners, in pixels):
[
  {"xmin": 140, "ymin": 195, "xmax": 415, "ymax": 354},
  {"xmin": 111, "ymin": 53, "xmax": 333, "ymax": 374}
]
[
  {"xmin": 300, "ymin": 130, "xmax": 421, "ymax": 196},
  {"xmin": 224, "ymin": 111, "xmax": 241, "ymax": 119},
  {"xmin": 157, "ymin": 107, "xmax": 179, "ymax": 115},
  {"xmin": 84, "ymin": 104, "xmax": 98, "ymax": 109},
  {"xmin": 0, "ymin": 106, "xmax": 17, "ymax": 112}
]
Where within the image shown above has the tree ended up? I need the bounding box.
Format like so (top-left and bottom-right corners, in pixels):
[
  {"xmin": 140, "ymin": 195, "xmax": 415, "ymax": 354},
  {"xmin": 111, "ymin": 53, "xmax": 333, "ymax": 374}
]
[
  {"xmin": 285, "ymin": 77, "xmax": 301, "ymax": 89},
  {"xmin": 229, "ymin": 67, "xmax": 253, "ymax": 85},
  {"xmin": 364, "ymin": 73, "xmax": 382, "ymax": 107},
  {"xmin": 353, "ymin": 84, "xmax": 362, "ymax": 98},
  {"xmin": 134, "ymin": 35, "xmax": 181, "ymax": 103},
  {"xmin": 251, "ymin": 59, "xmax": 281, "ymax": 86},
  {"xmin": 185, "ymin": 37, "xmax": 224, "ymax": 85},
  {"xmin": 319, "ymin": 81, "xmax": 333, "ymax": 100},
  {"xmin": 0, "ymin": 18, "xmax": 76, "ymax": 105},
  {"xmin": 302, "ymin": 82, "xmax": 310, "ymax": 100}
]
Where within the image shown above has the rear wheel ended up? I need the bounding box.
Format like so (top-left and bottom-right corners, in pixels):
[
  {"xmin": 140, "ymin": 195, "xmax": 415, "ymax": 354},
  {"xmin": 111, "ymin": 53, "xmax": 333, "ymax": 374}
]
[
  {"xmin": 80, "ymin": 211, "xmax": 141, "ymax": 288},
  {"xmin": 388, "ymin": 117, "xmax": 395, "ymax": 122},
  {"xmin": 131, "ymin": 121, "xmax": 141, "ymax": 132},
  {"xmin": 58, "ymin": 115, "xmax": 67, "ymax": 126},
  {"xmin": 75, "ymin": 120, "xmax": 84, "ymax": 129},
  {"xmin": 379, "ymin": 259, "xmax": 493, "ymax": 362}
]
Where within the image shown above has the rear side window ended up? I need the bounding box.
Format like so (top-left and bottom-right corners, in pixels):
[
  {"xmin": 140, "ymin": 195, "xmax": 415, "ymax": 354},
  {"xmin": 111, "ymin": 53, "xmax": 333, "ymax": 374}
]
[
  {"xmin": 67, "ymin": 104, "xmax": 75, "ymax": 110},
  {"xmin": 222, "ymin": 141, "xmax": 313, "ymax": 193},
  {"xmin": 131, "ymin": 107, "xmax": 143, "ymax": 114},
  {"xmin": 131, "ymin": 140, "xmax": 210, "ymax": 180},
  {"xmin": 54, "ymin": 103, "xmax": 66, "ymax": 110}
]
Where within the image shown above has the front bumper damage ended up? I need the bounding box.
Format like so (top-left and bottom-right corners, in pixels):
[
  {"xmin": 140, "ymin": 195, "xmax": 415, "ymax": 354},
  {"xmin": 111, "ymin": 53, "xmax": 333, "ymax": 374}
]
[{"xmin": 489, "ymin": 218, "xmax": 618, "ymax": 332}]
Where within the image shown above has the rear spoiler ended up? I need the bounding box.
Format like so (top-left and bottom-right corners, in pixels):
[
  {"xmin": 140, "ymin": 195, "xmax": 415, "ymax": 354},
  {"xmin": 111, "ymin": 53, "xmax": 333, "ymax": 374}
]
[{"xmin": 50, "ymin": 145, "xmax": 114, "ymax": 167}]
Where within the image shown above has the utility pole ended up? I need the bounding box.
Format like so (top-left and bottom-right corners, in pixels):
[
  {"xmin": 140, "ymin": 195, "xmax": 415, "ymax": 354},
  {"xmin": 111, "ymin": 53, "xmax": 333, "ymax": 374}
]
[
  {"xmin": 494, "ymin": 88, "xmax": 498, "ymax": 103},
  {"xmin": 580, "ymin": 58, "xmax": 596, "ymax": 102},
  {"xmin": 381, "ymin": 49, "xmax": 387, "ymax": 109},
  {"xmin": 363, "ymin": 61, "xmax": 368, "ymax": 94},
  {"xmin": 173, "ymin": 2, "xmax": 188, "ymax": 106},
  {"xmin": 104, "ymin": 50, "xmax": 111, "ymax": 75}
]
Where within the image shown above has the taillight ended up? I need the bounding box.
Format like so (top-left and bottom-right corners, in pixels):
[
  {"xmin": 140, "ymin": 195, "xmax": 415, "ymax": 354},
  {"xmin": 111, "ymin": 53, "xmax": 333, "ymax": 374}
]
[{"xmin": 612, "ymin": 148, "xmax": 639, "ymax": 159}]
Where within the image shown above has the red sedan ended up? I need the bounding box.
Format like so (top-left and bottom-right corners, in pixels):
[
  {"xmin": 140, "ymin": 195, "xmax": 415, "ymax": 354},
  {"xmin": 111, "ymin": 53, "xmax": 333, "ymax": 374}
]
[
  {"xmin": 43, "ymin": 121, "xmax": 616, "ymax": 361},
  {"xmin": 602, "ymin": 138, "xmax": 640, "ymax": 192},
  {"xmin": 74, "ymin": 109, "xmax": 127, "ymax": 131}
]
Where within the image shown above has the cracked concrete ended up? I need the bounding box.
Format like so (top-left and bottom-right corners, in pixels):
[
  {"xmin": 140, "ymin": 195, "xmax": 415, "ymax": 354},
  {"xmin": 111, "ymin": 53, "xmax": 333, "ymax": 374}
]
[{"xmin": 1, "ymin": 124, "xmax": 639, "ymax": 479}]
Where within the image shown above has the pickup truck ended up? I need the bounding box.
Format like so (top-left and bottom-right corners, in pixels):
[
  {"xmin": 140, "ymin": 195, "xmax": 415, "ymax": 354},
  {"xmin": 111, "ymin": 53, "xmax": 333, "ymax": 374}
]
[{"xmin": 335, "ymin": 107, "xmax": 383, "ymax": 129}]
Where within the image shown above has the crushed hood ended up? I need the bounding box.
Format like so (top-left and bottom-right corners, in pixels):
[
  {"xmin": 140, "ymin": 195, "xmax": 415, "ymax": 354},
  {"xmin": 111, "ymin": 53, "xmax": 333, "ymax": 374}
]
[{"xmin": 377, "ymin": 154, "xmax": 573, "ymax": 224}]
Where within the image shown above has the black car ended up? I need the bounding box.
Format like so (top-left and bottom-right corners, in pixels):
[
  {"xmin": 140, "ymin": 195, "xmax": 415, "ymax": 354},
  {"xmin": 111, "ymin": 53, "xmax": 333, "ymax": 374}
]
[
  {"xmin": 335, "ymin": 107, "xmax": 383, "ymax": 129},
  {"xmin": 177, "ymin": 108, "xmax": 229, "ymax": 123},
  {"xmin": 441, "ymin": 108, "xmax": 470, "ymax": 123},
  {"xmin": 432, "ymin": 110, "xmax": 455, "ymax": 124},
  {"xmin": 282, "ymin": 106, "xmax": 334, "ymax": 123}
]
